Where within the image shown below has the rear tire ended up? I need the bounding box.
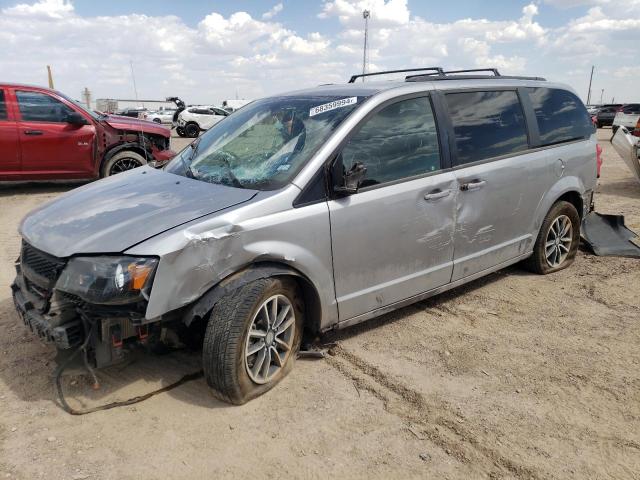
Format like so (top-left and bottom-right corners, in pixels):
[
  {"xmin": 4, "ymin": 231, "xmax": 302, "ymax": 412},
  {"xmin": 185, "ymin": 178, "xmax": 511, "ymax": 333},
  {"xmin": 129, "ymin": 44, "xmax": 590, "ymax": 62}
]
[
  {"xmin": 176, "ymin": 127, "xmax": 186, "ymax": 137},
  {"xmin": 101, "ymin": 150, "xmax": 147, "ymax": 178},
  {"xmin": 202, "ymin": 277, "xmax": 303, "ymax": 404},
  {"xmin": 185, "ymin": 122, "xmax": 200, "ymax": 138},
  {"xmin": 525, "ymin": 201, "xmax": 580, "ymax": 275}
]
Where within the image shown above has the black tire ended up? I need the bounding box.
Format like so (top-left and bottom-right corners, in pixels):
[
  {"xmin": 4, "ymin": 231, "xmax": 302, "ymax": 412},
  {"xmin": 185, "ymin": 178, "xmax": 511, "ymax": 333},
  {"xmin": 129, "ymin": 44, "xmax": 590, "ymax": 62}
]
[
  {"xmin": 524, "ymin": 201, "xmax": 580, "ymax": 275},
  {"xmin": 101, "ymin": 150, "xmax": 147, "ymax": 178},
  {"xmin": 185, "ymin": 122, "xmax": 200, "ymax": 138},
  {"xmin": 176, "ymin": 127, "xmax": 186, "ymax": 137},
  {"xmin": 202, "ymin": 277, "xmax": 304, "ymax": 404},
  {"xmin": 152, "ymin": 118, "xmax": 161, "ymax": 124}
]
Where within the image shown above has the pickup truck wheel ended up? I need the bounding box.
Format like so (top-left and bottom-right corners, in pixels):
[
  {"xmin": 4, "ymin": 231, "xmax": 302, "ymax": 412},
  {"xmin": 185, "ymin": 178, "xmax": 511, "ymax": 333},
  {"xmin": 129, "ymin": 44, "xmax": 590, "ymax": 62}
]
[
  {"xmin": 101, "ymin": 150, "xmax": 147, "ymax": 177},
  {"xmin": 525, "ymin": 201, "xmax": 580, "ymax": 275},
  {"xmin": 185, "ymin": 122, "xmax": 200, "ymax": 138},
  {"xmin": 202, "ymin": 277, "xmax": 303, "ymax": 405}
]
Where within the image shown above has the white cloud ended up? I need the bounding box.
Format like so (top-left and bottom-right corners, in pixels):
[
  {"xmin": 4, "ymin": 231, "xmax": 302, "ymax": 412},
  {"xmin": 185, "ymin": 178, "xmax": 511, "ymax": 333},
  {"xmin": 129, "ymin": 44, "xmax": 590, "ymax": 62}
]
[
  {"xmin": 262, "ymin": 3, "xmax": 283, "ymax": 20},
  {"xmin": 0, "ymin": 0, "xmax": 637, "ymax": 105}
]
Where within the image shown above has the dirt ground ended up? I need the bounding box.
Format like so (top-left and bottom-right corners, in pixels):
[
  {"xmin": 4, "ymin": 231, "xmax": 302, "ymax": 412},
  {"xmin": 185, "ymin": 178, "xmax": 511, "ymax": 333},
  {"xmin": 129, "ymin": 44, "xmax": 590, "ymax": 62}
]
[{"xmin": 0, "ymin": 129, "xmax": 638, "ymax": 480}]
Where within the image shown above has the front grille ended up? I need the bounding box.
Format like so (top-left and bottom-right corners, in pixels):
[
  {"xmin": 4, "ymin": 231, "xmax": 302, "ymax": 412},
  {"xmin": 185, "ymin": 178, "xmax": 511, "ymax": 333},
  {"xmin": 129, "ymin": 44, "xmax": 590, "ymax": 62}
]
[{"xmin": 21, "ymin": 241, "xmax": 65, "ymax": 282}]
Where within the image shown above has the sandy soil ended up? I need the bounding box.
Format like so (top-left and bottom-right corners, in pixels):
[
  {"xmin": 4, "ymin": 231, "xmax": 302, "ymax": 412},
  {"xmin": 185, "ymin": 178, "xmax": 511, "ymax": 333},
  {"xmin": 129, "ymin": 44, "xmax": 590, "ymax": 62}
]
[{"xmin": 0, "ymin": 129, "xmax": 638, "ymax": 479}]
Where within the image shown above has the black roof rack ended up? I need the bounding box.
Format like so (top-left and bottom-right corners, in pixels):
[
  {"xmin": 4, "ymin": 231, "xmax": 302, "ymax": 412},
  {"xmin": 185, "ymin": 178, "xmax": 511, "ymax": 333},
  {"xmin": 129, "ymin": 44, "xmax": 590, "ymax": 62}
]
[
  {"xmin": 348, "ymin": 67, "xmax": 444, "ymax": 83},
  {"xmin": 348, "ymin": 67, "xmax": 546, "ymax": 84}
]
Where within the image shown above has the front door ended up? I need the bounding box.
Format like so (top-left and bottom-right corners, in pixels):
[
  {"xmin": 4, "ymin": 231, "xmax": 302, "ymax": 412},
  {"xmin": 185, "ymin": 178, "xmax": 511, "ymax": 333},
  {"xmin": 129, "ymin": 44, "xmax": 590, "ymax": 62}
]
[
  {"xmin": 15, "ymin": 89, "xmax": 96, "ymax": 179},
  {"xmin": 0, "ymin": 88, "xmax": 21, "ymax": 177},
  {"xmin": 329, "ymin": 96, "xmax": 456, "ymax": 321}
]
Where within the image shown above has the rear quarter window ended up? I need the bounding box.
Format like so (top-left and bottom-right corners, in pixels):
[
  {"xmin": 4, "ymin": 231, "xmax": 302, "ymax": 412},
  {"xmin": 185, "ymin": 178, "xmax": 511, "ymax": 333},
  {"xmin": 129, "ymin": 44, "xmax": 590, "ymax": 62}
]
[
  {"xmin": 0, "ymin": 90, "xmax": 6, "ymax": 120},
  {"xmin": 528, "ymin": 87, "xmax": 594, "ymax": 146}
]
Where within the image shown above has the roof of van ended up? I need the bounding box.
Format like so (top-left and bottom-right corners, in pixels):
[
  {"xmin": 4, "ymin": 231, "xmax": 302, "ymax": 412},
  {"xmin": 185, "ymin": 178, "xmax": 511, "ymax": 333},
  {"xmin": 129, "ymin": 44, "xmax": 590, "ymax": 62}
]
[{"xmin": 277, "ymin": 77, "xmax": 577, "ymax": 99}]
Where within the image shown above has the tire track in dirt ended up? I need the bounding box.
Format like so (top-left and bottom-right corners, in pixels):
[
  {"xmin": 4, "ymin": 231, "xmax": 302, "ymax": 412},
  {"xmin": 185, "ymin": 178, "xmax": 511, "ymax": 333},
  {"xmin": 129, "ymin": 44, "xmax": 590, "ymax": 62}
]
[{"xmin": 326, "ymin": 343, "xmax": 544, "ymax": 480}]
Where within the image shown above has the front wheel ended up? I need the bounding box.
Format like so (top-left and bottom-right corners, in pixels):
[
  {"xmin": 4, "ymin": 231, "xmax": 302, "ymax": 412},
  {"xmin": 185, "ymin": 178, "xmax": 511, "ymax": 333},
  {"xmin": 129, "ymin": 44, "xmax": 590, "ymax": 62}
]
[
  {"xmin": 203, "ymin": 277, "xmax": 303, "ymax": 404},
  {"xmin": 525, "ymin": 201, "xmax": 580, "ymax": 274},
  {"xmin": 101, "ymin": 150, "xmax": 147, "ymax": 177}
]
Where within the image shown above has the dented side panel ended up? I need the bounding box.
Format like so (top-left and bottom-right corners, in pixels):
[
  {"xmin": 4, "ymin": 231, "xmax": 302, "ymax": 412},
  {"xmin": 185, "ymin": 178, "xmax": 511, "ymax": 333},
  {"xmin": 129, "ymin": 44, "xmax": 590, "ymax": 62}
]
[{"xmin": 126, "ymin": 187, "xmax": 339, "ymax": 328}]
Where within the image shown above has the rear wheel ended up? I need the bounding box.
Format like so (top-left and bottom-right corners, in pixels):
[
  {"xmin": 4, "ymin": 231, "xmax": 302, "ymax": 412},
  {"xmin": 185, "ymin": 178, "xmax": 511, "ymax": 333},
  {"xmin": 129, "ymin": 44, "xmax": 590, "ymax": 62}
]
[
  {"xmin": 101, "ymin": 150, "xmax": 147, "ymax": 177},
  {"xmin": 185, "ymin": 122, "xmax": 200, "ymax": 138},
  {"xmin": 525, "ymin": 201, "xmax": 580, "ymax": 274},
  {"xmin": 176, "ymin": 127, "xmax": 186, "ymax": 137},
  {"xmin": 202, "ymin": 277, "xmax": 303, "ymax": 404}
]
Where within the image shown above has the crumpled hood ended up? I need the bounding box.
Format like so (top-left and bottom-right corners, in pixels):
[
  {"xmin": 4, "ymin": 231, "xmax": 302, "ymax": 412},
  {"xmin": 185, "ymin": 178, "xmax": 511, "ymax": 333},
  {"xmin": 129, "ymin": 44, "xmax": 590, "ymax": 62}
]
[
  {"xmin": 20, "ymin": 167, "xmax": 256, "ymax": 258},
  {"xmin": 103, "ymin": 114, "xmax": 170, "ymax": 137}
]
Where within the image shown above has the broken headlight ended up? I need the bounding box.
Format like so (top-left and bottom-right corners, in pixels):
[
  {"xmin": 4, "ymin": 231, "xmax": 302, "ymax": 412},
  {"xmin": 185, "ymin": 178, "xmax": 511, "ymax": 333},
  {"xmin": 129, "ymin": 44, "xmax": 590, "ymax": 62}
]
[{"xmin": 56, "ymin": 256, "xmax": 158, "ymax": 305}]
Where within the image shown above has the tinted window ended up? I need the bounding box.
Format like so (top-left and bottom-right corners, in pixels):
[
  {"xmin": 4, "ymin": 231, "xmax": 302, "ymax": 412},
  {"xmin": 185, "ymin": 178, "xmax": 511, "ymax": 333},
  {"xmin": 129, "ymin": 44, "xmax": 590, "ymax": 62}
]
[
  {"xmin": 16, "ymin": 91, "xmax": 74, "ymax": 122},
  {"xmin": 528, "ymin": 88, "xmax": 594, "ymax": 146},
  {"xmin": 340, "ymin": 97, "xmax": 440, "ymax": 187},
  {"xmin": 446, "ymin": 90, "xmax": 528, "ymax": 164},
  {"xmin": 0, "ymin": 91, "xmax": 6, "ymax": 120},
  {"xmin": 622, "ymin": 104, "xmax": 640, "ymax": 114}
]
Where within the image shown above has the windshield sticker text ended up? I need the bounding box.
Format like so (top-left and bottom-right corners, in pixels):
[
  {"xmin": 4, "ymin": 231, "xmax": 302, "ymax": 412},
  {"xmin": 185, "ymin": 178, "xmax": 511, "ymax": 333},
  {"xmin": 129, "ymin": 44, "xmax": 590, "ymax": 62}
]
[{"xmin": 309, "ymin": 97, "xmax": 357, "ymax": 117}]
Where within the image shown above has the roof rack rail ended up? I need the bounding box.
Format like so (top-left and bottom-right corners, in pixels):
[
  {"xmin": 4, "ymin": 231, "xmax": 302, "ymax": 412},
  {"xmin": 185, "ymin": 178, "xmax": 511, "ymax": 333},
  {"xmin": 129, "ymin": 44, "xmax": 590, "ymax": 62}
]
[
  {"xmin": 348, "ymin": 67, "xmax": 444, "ymax": 83},
  {"xmin": 405, "ymin": 70, "xmax": 546, "ymax": 82}
]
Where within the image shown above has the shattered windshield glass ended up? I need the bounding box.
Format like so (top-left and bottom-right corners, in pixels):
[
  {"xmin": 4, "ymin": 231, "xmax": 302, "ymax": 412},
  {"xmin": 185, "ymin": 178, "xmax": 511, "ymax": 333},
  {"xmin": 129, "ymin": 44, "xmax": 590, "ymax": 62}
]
[{"xmin": 165, "ymin": 95, "xmax": 367, "ymax": 190}]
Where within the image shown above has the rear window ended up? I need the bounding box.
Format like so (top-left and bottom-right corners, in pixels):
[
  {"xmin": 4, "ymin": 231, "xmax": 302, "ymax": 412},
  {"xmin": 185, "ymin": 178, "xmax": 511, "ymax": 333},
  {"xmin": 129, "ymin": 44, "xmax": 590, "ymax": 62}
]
[
  {"xmin": 0, "ymin": 90, "xmax": 6, "ymax": 120},
  {"xmin": 445, "ymin": 90, "xmax": 529, "ymax": 165},
  {"xmin": 528, "ymin": 88, "xmax": 594, "ymax": 146}
]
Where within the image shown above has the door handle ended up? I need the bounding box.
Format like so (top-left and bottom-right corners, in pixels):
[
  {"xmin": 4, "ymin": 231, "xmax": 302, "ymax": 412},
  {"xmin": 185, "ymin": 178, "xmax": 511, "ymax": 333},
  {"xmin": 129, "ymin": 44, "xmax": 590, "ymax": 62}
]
[
  {"xmin": 460, "ymin": 180, "xmax": 486, "ymax": 191},
  {"xmin": 423, "ymin": 189, "xmax": 451, "ymax": 201},
  {"xmin": 24, "ymin": 130, "xmax": 43, "ymax": 135}
]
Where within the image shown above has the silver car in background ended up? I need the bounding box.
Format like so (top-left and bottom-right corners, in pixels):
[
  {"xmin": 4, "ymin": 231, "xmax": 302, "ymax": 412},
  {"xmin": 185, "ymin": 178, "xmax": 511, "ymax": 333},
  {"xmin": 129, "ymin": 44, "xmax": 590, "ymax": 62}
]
[{"xmin": 12, "ymin": 67, "xmax": 597, "ymax": 404}]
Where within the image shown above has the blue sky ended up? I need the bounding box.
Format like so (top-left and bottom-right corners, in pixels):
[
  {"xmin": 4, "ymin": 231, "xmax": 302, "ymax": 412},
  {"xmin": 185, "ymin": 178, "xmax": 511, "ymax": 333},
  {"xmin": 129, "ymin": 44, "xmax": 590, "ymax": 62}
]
[{"xmin": 0, "ymin": 0, "xmax": 638, "ymax": 105}]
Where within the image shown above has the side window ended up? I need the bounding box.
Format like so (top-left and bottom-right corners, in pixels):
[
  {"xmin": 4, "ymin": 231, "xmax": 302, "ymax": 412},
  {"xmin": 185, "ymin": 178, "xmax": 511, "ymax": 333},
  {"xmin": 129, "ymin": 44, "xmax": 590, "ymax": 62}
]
[
  {"xmin": 528, "ymin": 87, "xmax": 594, "ymax": 146},
  {"xmin": 0, "ymin": 90, "xmax": 7, "ymax": 120},
  {"xmin": 341, "ymin": 97, "xmax": 441, "ymax": 187},
  {"xmin": 16, "ymin": 90, "xmax": 74, "ymax": 123},
  {"xmin": 445, "ymin": 90, "xmax": 528, "ymax": 165}
]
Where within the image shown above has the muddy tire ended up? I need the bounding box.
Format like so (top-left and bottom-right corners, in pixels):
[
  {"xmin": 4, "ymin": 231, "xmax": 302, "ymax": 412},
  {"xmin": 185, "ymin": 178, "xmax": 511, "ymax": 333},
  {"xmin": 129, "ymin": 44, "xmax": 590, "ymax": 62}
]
[
  {"xmin": 202, "ymin": 277, "xmax": 304, "ymax": 404},
  {"xmin": 525, "ymin": 201, "xmax": 580, "ymax": 275},
  {"xmin": 101, "ymin": 150, "xmax": 147, "ymax": 178},
  {"xmin": 185, "ymin": 122, "xmax": 200, "ymax": 138}
]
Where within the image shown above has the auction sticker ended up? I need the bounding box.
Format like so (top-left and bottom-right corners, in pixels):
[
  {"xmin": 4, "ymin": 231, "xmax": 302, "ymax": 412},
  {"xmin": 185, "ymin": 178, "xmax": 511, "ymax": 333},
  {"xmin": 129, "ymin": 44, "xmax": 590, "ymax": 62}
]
[{"xmin": 309, "ymin": 97, "xmax": 357, "ymax": 117}]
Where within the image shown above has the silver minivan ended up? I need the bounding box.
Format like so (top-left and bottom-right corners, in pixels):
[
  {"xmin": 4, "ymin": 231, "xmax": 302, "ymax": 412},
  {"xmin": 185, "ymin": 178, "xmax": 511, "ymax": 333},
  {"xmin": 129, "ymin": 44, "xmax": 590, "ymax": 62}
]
[{"xmin": 12, "ymin": 68, "xmax": 597, "ymax": 404}]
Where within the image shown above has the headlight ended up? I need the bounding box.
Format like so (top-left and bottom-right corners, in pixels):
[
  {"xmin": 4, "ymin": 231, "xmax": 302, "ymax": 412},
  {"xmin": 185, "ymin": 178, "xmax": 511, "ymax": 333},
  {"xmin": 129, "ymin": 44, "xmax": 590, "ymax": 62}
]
[{"xmin": 56, "ymin": 256, "xmax": 158, "ymax": 305}]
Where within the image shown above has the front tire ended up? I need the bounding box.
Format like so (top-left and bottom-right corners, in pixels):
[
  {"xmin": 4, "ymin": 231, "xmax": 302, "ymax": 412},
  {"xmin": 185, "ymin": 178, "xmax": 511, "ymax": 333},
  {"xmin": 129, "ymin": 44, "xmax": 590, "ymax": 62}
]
[
  {"xmin": 101, "ymin": 150, "xmax": 147, "ymax": 177},
  {"xmin": 203, "ymin": 277, "xmax": 303, "ymax": 404},
  {"xmin": 525, "ymin": 201, "xmax": 580, "ymax": 274},
  {"xmin": 176, "ymin": 126, "xmax": 186, "ymax": 137}
]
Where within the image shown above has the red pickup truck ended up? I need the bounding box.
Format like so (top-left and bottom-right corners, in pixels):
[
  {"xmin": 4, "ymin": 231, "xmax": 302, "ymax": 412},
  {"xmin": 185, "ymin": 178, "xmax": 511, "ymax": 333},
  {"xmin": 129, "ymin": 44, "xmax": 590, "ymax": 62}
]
[{"xmin": 0, "ymin": 83, "xmax": 175, "ymax": 181}]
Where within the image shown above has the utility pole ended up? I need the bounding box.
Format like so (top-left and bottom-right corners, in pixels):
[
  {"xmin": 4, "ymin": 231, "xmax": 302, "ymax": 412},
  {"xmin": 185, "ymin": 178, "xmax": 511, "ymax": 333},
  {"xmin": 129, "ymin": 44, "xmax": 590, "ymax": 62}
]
[
  {"xmin": 361, "ymin": 10, "xmax": 370, "ymax": 82},
  {"xmin": 586, "ymin": 65, "xmax": 594, "ymax": 105},
  {"xmin": 82, "ymin": 87, "xmax": 91, "ymax": 109},
  {"xmin": 46, "ymin": 65, "xmax": 54, "ymax": 89},
  {"xmin": 599, "ymin": 89, "xmax": 604, "ymax": 105},
  {"xmin": 130, "ymin": 60, "xmax": 141, "ymax": 107}
]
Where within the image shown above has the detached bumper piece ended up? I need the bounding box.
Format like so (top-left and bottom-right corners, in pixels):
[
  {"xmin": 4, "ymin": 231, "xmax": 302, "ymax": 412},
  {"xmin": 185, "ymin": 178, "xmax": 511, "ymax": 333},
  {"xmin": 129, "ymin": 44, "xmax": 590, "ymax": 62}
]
[
  {"xmin": 581, "ymin": 212, "xmax": 640, "ymax": 258},
  {"xmin": 12, "ymin": 283, "xmax": 83, "ymax": 349}
]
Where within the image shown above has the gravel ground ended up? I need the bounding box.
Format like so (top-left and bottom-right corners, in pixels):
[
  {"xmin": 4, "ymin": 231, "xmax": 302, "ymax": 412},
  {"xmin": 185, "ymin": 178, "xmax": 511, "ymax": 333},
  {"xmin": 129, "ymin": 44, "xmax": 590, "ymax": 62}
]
[{"xmin": 0, "ymin": 129, "xmax": 638, "ymax": 479}]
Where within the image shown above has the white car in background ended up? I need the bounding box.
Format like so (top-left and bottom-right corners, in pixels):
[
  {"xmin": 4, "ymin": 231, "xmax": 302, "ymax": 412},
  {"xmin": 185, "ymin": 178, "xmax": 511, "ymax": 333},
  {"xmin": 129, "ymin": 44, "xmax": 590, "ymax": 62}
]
[
  {"xmin": 176, "ymin": 106, "xmax": 230, "ymax": 137},
  {"xmin": 145, "ymin": 108, "xmax": 177, "ymax": 124}
]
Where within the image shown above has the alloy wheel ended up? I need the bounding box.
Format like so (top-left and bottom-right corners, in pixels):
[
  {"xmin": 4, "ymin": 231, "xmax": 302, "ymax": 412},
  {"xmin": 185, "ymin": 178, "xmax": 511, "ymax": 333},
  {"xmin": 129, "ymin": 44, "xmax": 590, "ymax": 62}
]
[
  {"xmin": 244, "ymin": 294, "xmax": 296, "ymax": 385},
  {"xmin": 110, "ymin": 157, "xmax": 142, "ymax": 175},
  {"xmin": 545, "ymin": 214, "xmax": 573, "ymax": 268}
]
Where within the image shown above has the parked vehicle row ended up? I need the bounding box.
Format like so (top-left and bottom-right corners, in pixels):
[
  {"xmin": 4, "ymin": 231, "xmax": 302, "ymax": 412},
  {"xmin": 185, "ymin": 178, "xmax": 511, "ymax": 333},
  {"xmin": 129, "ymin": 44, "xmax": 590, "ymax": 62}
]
[
  {"xmin": 11, "ymin": 67, "xmax": 597, "ymax": 405},
  {"xmin": 0, "ymin": 83, "xmax": 175, "ymax": 181}
]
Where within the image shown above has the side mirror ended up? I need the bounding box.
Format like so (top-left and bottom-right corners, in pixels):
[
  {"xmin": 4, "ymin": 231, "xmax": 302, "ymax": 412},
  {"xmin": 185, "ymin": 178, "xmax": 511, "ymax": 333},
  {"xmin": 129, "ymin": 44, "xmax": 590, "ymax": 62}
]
[
  {"xmin": 66, "ymin": 112, "xmax": 88, "ymax": 125},
  {"xmin": 332, "ymin": 153, "xmax": 367, "ymax": 196}
]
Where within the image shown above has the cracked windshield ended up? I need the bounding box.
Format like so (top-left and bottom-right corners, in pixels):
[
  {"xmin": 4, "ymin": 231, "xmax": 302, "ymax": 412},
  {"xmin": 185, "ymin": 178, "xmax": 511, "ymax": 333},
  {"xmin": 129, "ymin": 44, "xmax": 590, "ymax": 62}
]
[{"xmin": 167, "ymin": 95, "xmax": 368, "ymax": 190}]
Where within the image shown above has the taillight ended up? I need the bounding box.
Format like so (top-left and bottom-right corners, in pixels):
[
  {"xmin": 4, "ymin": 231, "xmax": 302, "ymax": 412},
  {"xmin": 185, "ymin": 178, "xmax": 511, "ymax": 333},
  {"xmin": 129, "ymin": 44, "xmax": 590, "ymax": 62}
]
[
  {"xmin": 633, "ymin": 118, "xmax": 640, "ymax": 138},
  {"xmin": 596, "ymin": 144, "xmax": 603, "ymax": 178}
]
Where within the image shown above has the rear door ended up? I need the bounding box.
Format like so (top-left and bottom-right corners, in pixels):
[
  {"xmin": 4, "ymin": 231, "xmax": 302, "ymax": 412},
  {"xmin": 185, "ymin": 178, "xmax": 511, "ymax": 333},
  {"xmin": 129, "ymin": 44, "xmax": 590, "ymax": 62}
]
[
  {"xmin": 14, "ymin": 89, "xmax": 96, "ymax": 178},
  {"xmin": 0, "ymin": 88, "xmax": 21, "ymax": 177},
  {"xmin": 443, "ymin": 89, "xmax": 547, "ymax": 280},
  {"xmin": 329, "ymin": 95, "xmax": 457, "ymax": 321}
]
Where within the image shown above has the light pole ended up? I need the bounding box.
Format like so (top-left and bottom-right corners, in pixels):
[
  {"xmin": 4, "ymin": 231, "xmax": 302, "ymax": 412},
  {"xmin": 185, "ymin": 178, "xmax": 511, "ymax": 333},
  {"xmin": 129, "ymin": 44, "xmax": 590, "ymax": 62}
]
[
  {"xmin": 586, "ymin": 65, "xmax": 594, "ymax": 105},
  {"xmin": 599, "ymin": 89, "xmax": 604, "ymax": 105},
  {"xmin": 362, "ymin": 10, "xmax": 370, "ymax": 82}
]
